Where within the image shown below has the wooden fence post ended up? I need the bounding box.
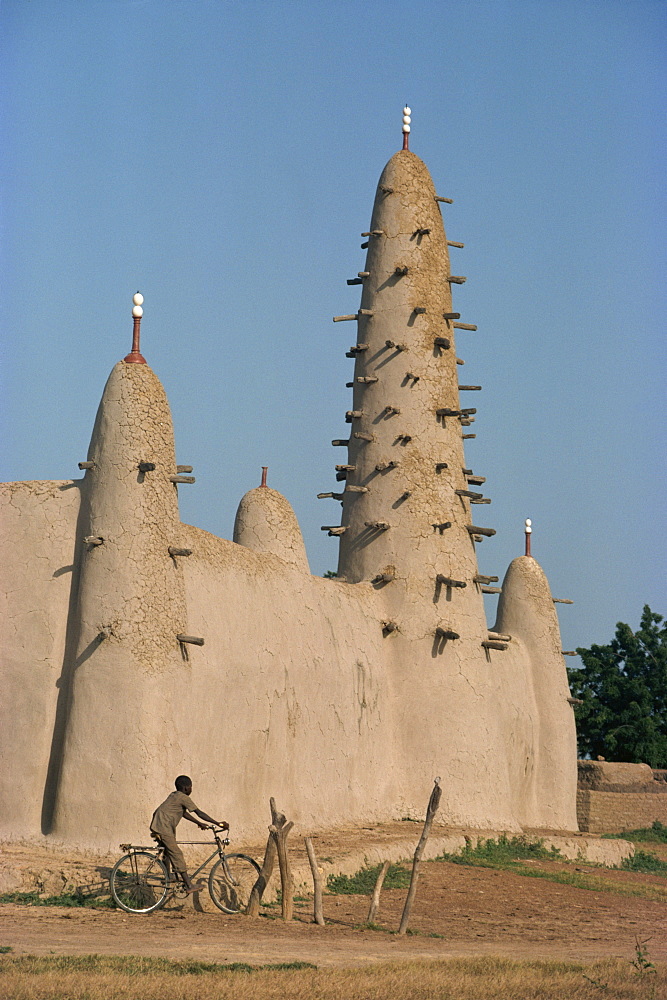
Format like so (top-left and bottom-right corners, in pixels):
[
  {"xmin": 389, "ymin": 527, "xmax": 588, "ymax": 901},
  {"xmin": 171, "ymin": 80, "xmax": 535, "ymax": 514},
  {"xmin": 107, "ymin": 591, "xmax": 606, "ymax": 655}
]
[
  {"xmin": 366, "ymin": 860, "xmax": 390, "ymax": 924},
  {"xmin": 304, "ymin": 837, "xmax": 325, "ymax": 926},
  {"xmin": 398, "ymin": 778, "xmax": 442, "ymax": 935},
  {"xmin": 268, "ymin": 797, "xmax": 294, "ymax": 921}
]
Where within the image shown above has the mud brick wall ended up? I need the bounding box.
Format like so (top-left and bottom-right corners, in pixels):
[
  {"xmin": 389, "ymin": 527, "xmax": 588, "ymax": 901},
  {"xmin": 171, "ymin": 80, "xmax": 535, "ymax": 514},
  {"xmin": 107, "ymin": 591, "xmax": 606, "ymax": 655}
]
[{"xmin": 577, "ymin": 788, "xmax": 667, "ymax": 833}]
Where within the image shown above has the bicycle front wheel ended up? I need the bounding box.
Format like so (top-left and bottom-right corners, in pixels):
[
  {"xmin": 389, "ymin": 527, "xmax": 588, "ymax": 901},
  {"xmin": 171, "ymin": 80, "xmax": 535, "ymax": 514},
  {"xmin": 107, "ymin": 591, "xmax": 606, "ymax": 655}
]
[
  {"xmin": 208, "ymin": 854, "xmax": 261, "ymax": 914},
  {"xmin": 110, "ymin": 851, "xmax": 169, "ymax": 914}
]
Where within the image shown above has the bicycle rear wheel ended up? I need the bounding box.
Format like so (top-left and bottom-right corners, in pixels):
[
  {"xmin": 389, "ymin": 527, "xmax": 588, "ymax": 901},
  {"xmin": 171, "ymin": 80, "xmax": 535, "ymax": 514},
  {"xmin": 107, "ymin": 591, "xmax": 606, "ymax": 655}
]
[
  {"xmin": 110, "ymin": 851, "xmax": 169, "ymax": 914},
  {"xmin": 208, "ymin": 854, "xmax": 261, "ymax": 914}
]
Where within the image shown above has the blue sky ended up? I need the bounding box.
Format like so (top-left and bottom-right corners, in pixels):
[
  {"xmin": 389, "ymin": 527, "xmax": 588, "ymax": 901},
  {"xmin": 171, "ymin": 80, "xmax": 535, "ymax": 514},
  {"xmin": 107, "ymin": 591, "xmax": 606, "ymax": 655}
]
[{"xmin": 2, "ymin": 0, "xmax": 665, "ymax": 653}]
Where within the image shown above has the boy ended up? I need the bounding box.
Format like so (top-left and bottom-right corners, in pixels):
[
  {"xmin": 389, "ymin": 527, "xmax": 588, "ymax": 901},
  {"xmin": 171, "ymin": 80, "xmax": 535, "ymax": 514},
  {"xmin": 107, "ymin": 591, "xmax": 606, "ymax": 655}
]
[{"xmin": 150, "ymin": 775, "xmax": 228, "ymax": 893}]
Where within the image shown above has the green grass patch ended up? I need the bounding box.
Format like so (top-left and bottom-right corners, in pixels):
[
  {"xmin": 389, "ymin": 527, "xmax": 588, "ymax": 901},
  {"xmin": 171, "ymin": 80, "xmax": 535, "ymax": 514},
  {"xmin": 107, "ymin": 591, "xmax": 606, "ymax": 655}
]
[
  {"xmin": 326, "ymin": 862, "xmax": 411, "ymax": 895},
  {"xmin": 621, "ymin": 849, "xmax": 667, "ymax": 874},
  {"xmin": 434, "ymin": 835, "xmax": 667, "ymax": 901},
  {"xmin": 603, "ymin": 820, "xmax": 667, "ymax": 844},
  {"xmin": 0, "ymin": 947, "xmax": 12, "ymax": 954},
  {"xmin": 0, "ymin": 891, "xmax": 114, "ymax": 909},
  {"xmin": 0, "ymin": 954, "xmax": 317, "ymax": 976},
  {"xmin": 436, "ymin": 834, "xmax": 562, "ymax": 867}
]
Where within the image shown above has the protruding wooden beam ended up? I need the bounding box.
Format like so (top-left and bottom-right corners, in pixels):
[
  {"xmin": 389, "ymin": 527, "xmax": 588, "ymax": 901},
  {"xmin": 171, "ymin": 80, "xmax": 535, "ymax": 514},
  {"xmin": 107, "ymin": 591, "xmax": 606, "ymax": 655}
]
[
  {"xmin": 383, "ymin": 406, "xmax": 401, "ymax": 415},
  {"xmin": 333, "ymin": 314, "xmax": 357, "ymax": 322},
  {"xmin": 481, "ymin": 585, "xmax": 501, "ymax": 593},
  {"xmin": 456, "ymin": 358, "xmax": 465, "ymax": 365},
  {"xmin": 434, "ymin": 337, "xmax": 451, "ymax": 349},
  {"xmin": 432, "ymin": 522, "xmax": 452, "ymax": 533},
  {"xmin": 345, "ymin": 485, "xmax": 369, "ymax": 493},
  {"xmin": 459, "ymin": 385, "xmax": 482, "ymax": 391},
  {"xmin": 466, "ymin": 525, "xmax": 496, "ymax": 537},
  {"xmin": 138, "ymin": 462, "xmax": 156, "ymax": 472},
  {"xmin": 435, "ymin": 628, "xmax": 460, "ymax": 640},
  {"xmin": 321, "ymin": 525, "xmax": 347, "ymax": 536},
  {"xmin": 345, "ymin": 410, "xmax": 363, "ymax": 420},
  {"xmin": 385, "ymin": 340, "xmax": 408, "ymax": 351},
  {"xmin": 375, "ymin": 460, "xmax": 399, "ymax": 471},
  {"xmin": 436, "ymin": 408, "xmax": 461, "ymax": 417},
  {"xmin": 455, "ymin": 489, "xmax": 483, "ymax": 499},
  {"xmin": 331, "ymin": 439, "xmax": 349, "ymax": 447},
  {"xmin": 474, "ymin": 574, "xmax": 499, "ymax": 584},
  {"xmin": 317, "ymin": 492, "xmax": 344, "ymax": 500},
  {"xmin": 177, "ymin": 465, "xmax": 193, "ymax": 473},
  {"xmin": 358, "ymin": 308, "xmax": 373, "ymax": 316},
  {"xmin": 562, "ymin": 651, "xmax": 578, "ymax": 656},
  {"xmin": 553, "ymin": 598, "xmax": 574, "ymax": 604},
  {"xmin": 365, "ymin": 521, "xmax": 390, "ymax": 530},
  {"xmin": 168, "ymin": 547, "xmax": 192, "ymax": 557},
  {"xmin": 489, "ymin": 631, "xmax": 511, "ymax": 641},
  {"xmin": 447, "ymin": 240, "xmax": 464, "ymax": 248},
  {"xmin": 436, "ymin": 575, "xmax": 466, "ymax": 588},
  {"xmin": 482, "ymin": 640, "xmax": 507, "ymax": 650},
  {"xmin": 84, "ymin": 536, "xmax": 104, "ymax": 546},
  {"xmin": 443, "ymin": 312, "xmax": 461, "ymax": 320},
  {"xmin": 394, "ymin": 266, "xmax": 409, "ymax": 276},
  {"xmin": 448, "ymin": 276, "xmax": 467, "ymax": 284},
  {"xmin": 466, "ymin": 476, "xmax": 486, "ymax": 485},
  {"xmin": 78, "ymin": 461, "xmax": 95, "ymax": 470},
  {"xmin": 372, "ymin": 572, "xmax": 395, "ymax": 584},
  {"xmin": 380, "ymin": 186, "xmax": 393, "ymax": 194},
  {"xmin": 435, "ymin": 462, "xmax": 448, "ymax": 471},
  {"xmin": 471, "ymin": 498, "xmax": 491, "ymax": 504},
  {"xmin": 177, "ymin": 634, "xmax": 205, "ymax": 646},
  {"xmin": 357, "ymin": 376, "xmax": 378, "ymax": 384},
  {"xmin": 361, "ymin": 230, "xmax": 384, "ymax": 237},
  {"xmin": 462, "ymin": 433, "xmax": 476, "ymax": 439},
  {"xmin": 568, "ymin": 697, "xmax": 584, "ymax": 705},
  {"xmin": 347, "ymin": 277, "xmax": 363, "ymax": 285},
  {"xmin": 354, "ymin": 431, "xmax": 375, "ymax": 442},
  {"xmin": 412, "ymin": 307, "xmax": 427, "ymax": 315},
  {"xmin": 435, "ymin": 195, "xmax": 453, "ymax": 204},
  {"xmin": 453, "ymin": 323, "xmax": 477, "ymax": 332},
  {"xmin": 170, "ymin": 475, "xmax": 195, "ymax": 484},
  {"xmin": 382, "ymin": 621, "xmax": 399, "ymax": 633},
  {"xmin": 413, "ymin": 228, "xmax": 430, "ymax": 236},
  {"xmin": 335, "ymin": 464, "xmax": 356, "ymax": 471},
  {"xmin": 396, "ymin": 434, "xmax": 412, "ymax": 443},
  {"xmin": 405, "ymin": 371, "xmax": 420, "ymax": 381}
]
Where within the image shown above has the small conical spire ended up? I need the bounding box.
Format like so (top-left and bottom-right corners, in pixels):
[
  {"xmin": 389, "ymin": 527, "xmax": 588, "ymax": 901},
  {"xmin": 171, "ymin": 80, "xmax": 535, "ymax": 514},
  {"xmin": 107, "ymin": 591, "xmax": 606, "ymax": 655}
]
[
  {"xmin": 402, "ymin": 105, "xmax": 411, "ymax": 151},
  {"xmin": 124, "ymin": 292, "xmax": 147, "ymax": 364},
  {"xmin": 524, "ymin": 518, "xmax": 532, "ymax": 557}
]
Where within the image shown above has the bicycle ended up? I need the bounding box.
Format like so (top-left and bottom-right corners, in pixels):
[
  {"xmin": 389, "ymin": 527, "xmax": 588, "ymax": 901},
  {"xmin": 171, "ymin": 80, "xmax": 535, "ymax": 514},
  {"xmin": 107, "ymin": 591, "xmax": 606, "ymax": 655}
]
[{"xmin": 110, "ymin": 828, "xmax": 261, "ymax": 915}]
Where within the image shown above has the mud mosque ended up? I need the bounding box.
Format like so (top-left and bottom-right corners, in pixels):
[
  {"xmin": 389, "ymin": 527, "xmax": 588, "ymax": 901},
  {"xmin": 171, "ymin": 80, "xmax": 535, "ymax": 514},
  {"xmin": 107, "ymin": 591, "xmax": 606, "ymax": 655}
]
[{"xmin": 1, "ymin": 110, "xmax": 580, "ymax": 849}]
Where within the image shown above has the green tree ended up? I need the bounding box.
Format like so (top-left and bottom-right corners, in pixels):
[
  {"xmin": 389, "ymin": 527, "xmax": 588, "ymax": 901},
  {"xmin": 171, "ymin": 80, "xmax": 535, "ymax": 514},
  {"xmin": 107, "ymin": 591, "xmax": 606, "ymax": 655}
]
[{"xmin": 567, "ymin": 605, "xmax": 667, "ymax": 767}]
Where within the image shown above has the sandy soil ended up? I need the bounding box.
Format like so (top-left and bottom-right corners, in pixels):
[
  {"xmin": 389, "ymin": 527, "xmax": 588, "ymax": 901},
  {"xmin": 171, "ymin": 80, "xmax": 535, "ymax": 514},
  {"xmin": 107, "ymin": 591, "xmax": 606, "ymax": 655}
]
[{"xmin": 1, "ymin": 854, "xmax": 665, "ymax": 969}]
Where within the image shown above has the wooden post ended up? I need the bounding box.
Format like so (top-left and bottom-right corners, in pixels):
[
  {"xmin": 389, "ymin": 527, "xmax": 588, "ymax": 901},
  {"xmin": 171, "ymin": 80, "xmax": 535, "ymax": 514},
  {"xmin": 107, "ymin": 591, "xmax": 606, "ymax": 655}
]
[
  {"xmin": 268, "ymin": 797, "xmax": 294, "ymax": 921},
  {"xmin": 246, "ymin": 829, "xmax": 277, "ymax": 917},
  {"xmin": 366, "ymin": 860, "xmax": 390, "ymax": 924},
  {"xmin": 304, "ymin": 837, "xmax": 325, "ymax": 926},
  {"xmin": 398, "ymin": 778, "xmax": 442, "ymax": 936}
]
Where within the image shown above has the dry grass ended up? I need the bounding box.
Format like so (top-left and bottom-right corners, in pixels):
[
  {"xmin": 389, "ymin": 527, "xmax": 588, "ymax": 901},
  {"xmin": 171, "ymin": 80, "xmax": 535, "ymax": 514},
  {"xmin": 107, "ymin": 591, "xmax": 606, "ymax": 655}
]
[{"xmin": 0, "ymin": 954, "xmax": 662, "ymax": 1000}]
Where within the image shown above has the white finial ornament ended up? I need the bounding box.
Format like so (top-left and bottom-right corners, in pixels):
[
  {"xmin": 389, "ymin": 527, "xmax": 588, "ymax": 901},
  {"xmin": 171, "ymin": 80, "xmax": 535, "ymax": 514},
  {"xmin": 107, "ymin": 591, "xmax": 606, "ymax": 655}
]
[
  {"xmin": 402, "ymin": 105, "xmax": 411, "ymax": 133},
  {"xmin": 525, "ymin": 518, "xmax": 532, "ymax": 533},
  {"xmin": 132, "ymin": 291, "xmax": 144, "ymax": 318}
]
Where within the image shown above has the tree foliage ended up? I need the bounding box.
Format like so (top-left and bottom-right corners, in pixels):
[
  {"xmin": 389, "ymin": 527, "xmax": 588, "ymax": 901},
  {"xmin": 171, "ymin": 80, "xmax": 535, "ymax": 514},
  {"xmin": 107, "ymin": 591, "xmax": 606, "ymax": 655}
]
[{"xmin": 567, "ymin": 605, "xmax": 667, "ymax": 767}]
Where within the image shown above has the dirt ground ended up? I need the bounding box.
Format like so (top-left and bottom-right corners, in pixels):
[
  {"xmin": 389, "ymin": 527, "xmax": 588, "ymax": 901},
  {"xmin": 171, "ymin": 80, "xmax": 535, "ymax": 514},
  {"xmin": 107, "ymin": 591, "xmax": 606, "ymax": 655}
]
[{"xmin": 1, "ymin": 845, "xmax": 665, "ymax": 970}]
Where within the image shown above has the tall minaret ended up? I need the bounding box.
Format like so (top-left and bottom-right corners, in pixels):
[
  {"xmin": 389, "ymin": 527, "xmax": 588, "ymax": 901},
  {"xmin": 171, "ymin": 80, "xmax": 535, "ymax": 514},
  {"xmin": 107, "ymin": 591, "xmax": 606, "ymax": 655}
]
[
  {"xmin": 333, "ymin": 109, "xmax": 491, "ymax": 641},
  {"xmin": 49, "ymin": 295, "xmax": 191, "ymax": 845}
]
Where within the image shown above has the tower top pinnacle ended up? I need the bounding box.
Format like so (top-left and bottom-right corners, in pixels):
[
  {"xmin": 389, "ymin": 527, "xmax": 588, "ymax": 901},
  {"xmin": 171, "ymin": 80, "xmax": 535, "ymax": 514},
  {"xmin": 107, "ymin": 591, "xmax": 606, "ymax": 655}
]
[
  {"xmin": 124, "ymin": 291, "xmax": 147, "ymax": 364},
  {"xmin": 525, "ymin": 518, "xmax": 532, "ymax": 557},
  {"xmin": 402, "ymin": 105, "xmax": 411, "ymax": 151}
]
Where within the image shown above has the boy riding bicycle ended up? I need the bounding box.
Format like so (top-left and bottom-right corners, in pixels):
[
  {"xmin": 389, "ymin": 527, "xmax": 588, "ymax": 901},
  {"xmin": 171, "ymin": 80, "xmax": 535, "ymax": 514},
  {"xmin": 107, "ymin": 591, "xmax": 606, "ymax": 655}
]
[{"xmin": 150, "ymin": 775, "xmax": 228, "ymax": 893}]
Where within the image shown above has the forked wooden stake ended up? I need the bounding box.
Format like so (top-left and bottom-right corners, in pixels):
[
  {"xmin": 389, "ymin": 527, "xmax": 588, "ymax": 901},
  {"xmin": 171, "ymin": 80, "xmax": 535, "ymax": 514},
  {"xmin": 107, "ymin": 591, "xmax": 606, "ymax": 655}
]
[
  {"xmin": 398, "ymin": 778, "xmax": 442, "ymax": 935},
  {"xmin": 366, "ymin": 860, "xmax": 391, "ymax": 923},
  {"xmin": 269, "ymin": 798, "xmax": 294, "ymax": 921},
  {"xmin": 304, "ymin": 837, "xmax": 325, "ymax": 926}
]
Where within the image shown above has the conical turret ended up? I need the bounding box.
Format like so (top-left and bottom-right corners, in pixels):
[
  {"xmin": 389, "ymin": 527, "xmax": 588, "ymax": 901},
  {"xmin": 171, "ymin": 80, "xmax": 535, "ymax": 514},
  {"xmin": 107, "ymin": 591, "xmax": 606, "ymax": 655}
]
[
  {"xmin": 50, "ymin": 297, "xmax": 192, "ymax": 845},
  {"xmin": 332, "ymin": 117, "xmax": 491, "ymax": 644}
]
